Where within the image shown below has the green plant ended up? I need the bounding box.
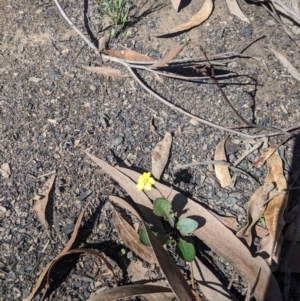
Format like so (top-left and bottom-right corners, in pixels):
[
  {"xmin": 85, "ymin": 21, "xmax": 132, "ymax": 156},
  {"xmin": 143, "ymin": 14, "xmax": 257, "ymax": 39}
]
[
  {"xmin": 95, "ymin": 0, "xmax": 131, "ymax": 36},
  {"xmin": 140, "ymin": 198, "xmax": 198, "ymax": 262}
]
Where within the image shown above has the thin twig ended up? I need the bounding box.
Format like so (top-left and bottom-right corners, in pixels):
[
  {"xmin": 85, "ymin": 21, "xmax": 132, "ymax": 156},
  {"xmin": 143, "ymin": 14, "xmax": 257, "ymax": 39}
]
[
  {"xmin": 271, "ymin": 0, "xmax": 300, "ymax": 23},
  {"xmin": 233, "ymin": 141, "xmax": 263, "ymax": 167},
  {"xmin": 191, "ymin": 42, "xmax": 249, "ymax": 126}
]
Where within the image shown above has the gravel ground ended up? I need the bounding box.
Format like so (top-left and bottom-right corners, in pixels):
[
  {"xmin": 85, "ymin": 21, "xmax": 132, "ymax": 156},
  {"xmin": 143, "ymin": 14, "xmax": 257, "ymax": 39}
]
[{"xmin": 1, "ymin": 0, "xmax": 300, "ymax": 300}]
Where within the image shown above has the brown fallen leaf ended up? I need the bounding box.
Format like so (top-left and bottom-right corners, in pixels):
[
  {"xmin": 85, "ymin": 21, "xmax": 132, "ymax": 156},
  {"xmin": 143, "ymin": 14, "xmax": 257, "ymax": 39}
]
[
  {"xmin": 103, "ymin": 49, "xmax": 153, "ymax": 62},
  {"xmin": 214, "ymin": 137, "xmax": 231, "ymax": 188},
  {"xmin": 108, "ymin": 165, "xmax": 282, "ymax": 301},
  {"xmin": 109, "ymin": 195, "xmax": 140, "ymax": 218},
  {"xmin": 86, "ymin": 284, "xmax": 173, "ymax": 301},
  {"xmin": 171, "ymin": 0, "xmax": 182, "ymax": 11},
  {"xmin": 226, "ymin": 0, "xmax": 250, "ymax": 23},
  {"xmin": 144, "ymin": 225, "xmax": 196, "ymax": 301},
  {"xmin": 155, "ymin": 0, "xmax": 213, "ymax": 37},
  {"xmin": 82, "ymin": 65, "xmax": 129, "ymax": 78},
  {"xmin": 259, "ymin": 151, "xmax": 289, "ymax": 265},
  {"xmin": 112, "ymin": 207, "xmax": 158, "ymax": 264},
  {"xmin": 98, "ymin": 34, "xmax": 110, "ymax": 51},
  {"xmin": 24, "ymin": 202, "xmax": 91, "ymax": 301},
  {"xmin": 151, "ymin": 132, "xmax": 172, "ymax": 180},
  {"xmin": 193, "ymin": 257, "xmax": 239, "ymax": 301},
  {"xmin": 152, "ymin": 44, "xmax": 186, "ymax": 68},
  {"xmin": 41, "ymin": 248, "xmax": 115, "ymax": 301},
  {"xmin": 271, "ymin": 48, "xmax": 300, "ymax": 82},
  {"xmin": 236, "ymin": 183, "xmax": 275, "ymax": 246},
  {"xmin": 127, "ymin": 261, "xmax": 149, "ymax": 282},
  {"xmin": 84, "ymin": 151, "xmax": 163, "ymax": 228},
  {"xmin": 32, "ymin": 174, "xmax": 56, "ymax": 239},
  {"xmin": 253, "ymin": 138, "xmax": 290, "ymax": 167}
]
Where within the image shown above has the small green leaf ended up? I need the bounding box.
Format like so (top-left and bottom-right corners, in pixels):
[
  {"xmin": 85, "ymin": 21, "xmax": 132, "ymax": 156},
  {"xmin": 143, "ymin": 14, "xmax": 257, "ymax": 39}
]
[
  {"xmin": 140, "ymin": 228, "xmax": 168, "ymax": 246},
  {"xmin": 176, "ymin": 218, "xmax": 198, "ymax": 235},
  {"xmin": 153, "ymin": 198, "xmax": 172, "ymax": 218},
  {"xmin": 140, "ymin": 228, "xmax": 151, "ymax": 246},
  {"xmin": 176, "ymin": 239, "xmax": 196, "ymax": 262}
]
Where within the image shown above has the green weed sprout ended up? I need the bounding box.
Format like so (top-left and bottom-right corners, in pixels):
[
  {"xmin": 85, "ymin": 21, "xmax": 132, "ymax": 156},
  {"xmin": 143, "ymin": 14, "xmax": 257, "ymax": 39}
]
[
  {"xmin": 140, "ymin": 198, "xmax": 198, "ymax": 262},
  {"xmin": 95, "ymin": 0, "xmax": 131, "ymax": 36}
]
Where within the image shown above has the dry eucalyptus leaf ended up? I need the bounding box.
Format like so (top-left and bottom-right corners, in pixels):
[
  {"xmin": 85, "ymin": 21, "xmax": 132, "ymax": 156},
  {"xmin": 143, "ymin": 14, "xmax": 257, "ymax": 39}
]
[
  {"xmin": 32, "ymin": 174, "xmax": 56, "ymax": 239},
  {"xmin": 112, "ymin": 207, "xmax": 158, "ymax": 264},
  {"xmin": 193, "ymin": 257, "xmax": 239, "ymax": 301},
  {"xmin": 271, "ymin": 48, "xmax": 300, "ymax": 82},
  {"xmin": 109, "ymin": 195, "xmax": 141, "ymax": 218},
  {"xmin": 155, "ymin": 0, "xmax": 213, "ymax": 37},
  {"xmin": 116, "ymin": 166, "xmax": 282, "ymax": 301},
  {"xmin": 103, "ymin": 49, "xmax": 153, "ymax": 62},
  {"xmin": 151, "ymin": 132, "xmax": 172, "ymax": 179},
  {"xmin": 24, "ymin": 202, "xmax": 91, "ymax": 301},
  {"xmin": 86, "ymin": 284, "xmax": 173, "ymax": 301},
  {"xmin": 0, "ymin": 163, "xmax": 11, "ymax": 178},
  {"xmin": 236, "ymin": 183, "xmax": 275, "ymax": 246},
  {"xmin": 214, "ymin": 137, "xmax": 231, "ymax": 187},
  {"xmin": 226, "ymin": 0, "xmax": 250, "ymax": 23},
  {"xmin": 253, "ymin": 137, "xmax": 290, "ymax": 167},
  {"xmin": 152, "ymin": 44, "xmax": 186, "ymax": 68},
  {"xmin": 171, "ymin": 0, "xmax": 182, "ymax": 11},
  {"xmin": 144, "ymin": 225, "xmax": 196, "ymax": 301},
  {"xmin": 259, "ymin": 151, "xmax": 288, "ymax": 265},
  {"xmin": 84, "ymin": 151, "xmax": 163, "ymax": 228},
  {"xmin": 82, "ymin": 66, "xmax": 129, "ymax": 78}
]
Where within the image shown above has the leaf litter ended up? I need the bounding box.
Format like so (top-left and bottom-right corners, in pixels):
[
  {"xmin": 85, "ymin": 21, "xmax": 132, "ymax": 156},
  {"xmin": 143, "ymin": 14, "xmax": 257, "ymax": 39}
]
[
  {"xmin": 32, "ymin": 173, "xmax": 56, "ymax": 240},
  {"xmin": 214, "ymin": 137, "xmax": 232, "ymax": 188},
  {"xmin": 87, "ymin": 153, "xmax": 282, "ymax": 301},
  {"xmin": 155, "ymin": 0, "xmax": 213, "ymax": 37},
  {"xmin": 151, "ymin": 132, "xmax": 172, "ymax": 179}
]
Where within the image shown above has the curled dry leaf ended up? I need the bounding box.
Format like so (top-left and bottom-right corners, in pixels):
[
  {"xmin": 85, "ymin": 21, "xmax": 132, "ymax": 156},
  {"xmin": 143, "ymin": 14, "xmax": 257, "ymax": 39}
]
[
  {"xmin": 253, "ymin": 138, "xmax": 290, "ymax": 167},
  {"xmin": 236, "ymin": 183, "xmax": 275, "ymax": 246},
  {"xmin": 84, "ymin": 151, "xmax": 163, "ymax": 228},
  {"xmin": 226, "ymin": 0, "xmax": 250, "ymax": 23},
  {"xmin": 151, "ymin": 132, "xmax": 172, "ymax": 179},
  {"xmin": 144, "ymin": 225, "xmax": 196, "ymax": 301},
  {"xmin": 152, "ymin": 44, "xmax": 186, "ymax": 68},
  {"xmin": 32, "ymin": 174, "xmax": 56, "ymax": 239},
  {"xmin": 111, "ymin": 207, "xmax": 158, "ymax": 264},
  {"xmin": 110, "ymin": 165, "xmax": 282, "ymax": 301},
  {"xmin": 82, "ymin": 65, "xmax": 129, "ymax": 78},
  {"xmin": 259, "ymin": 151, "xmax": 288, "ymax": 265},
  {"xmin": 193, "ymin": 257, "xmax": 239, "ymax": 301},
  {"xmin": 171, "ymin": 0, "xmax": 182, "ymax": 11},
  {"xmin": 86, "ymin": 284, "xmax": 173, "ymax": 301},
  {"xmin": 271, "ymin": 48, "xmax": 300, "ymax": 82},
  {"xmin": 24, "ymin": 202, "xmax": 90, "ymax": 301},
  {"xmin": 155, "ymin": 0, "xmax": 213, "ymax": 37},
  {"xmin": 103, "ymin": 49, "xmax": 153, "ymax": 62},
  {"xmin": 214, "ymin": 137, "xmax": 231, "ymax": 188}
]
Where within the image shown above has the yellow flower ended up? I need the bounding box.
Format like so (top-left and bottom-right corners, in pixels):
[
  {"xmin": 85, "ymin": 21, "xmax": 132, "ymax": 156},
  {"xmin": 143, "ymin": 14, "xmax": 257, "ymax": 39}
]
[{"xmin": 136, "ymin": 172, "xmax": 155, "ymax": 191}]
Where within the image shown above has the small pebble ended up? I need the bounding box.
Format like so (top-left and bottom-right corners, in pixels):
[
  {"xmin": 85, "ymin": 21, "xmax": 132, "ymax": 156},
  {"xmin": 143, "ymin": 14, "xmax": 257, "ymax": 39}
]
[
  {"xmin": 49, "ymin": 70, "xmax": 62, "ymax": 79},
  {"xmin": 112, "ymin": 136, "xmax": 123, "ymax": 146},
  {"xmin": 224, "ymin": 197, "xmax": 237, "ymax": 207},
  {"xmin": 89, "ymin": 85, "xmax": 96, "ymax": 91}
]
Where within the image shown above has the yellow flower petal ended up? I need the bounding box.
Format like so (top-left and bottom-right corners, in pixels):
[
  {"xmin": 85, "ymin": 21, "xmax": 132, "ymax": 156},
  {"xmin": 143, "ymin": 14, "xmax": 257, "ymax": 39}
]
[
  {"xmin": 136, "ymin": 182, "xmax": 144, "ymax": 191},
  {"xmin": 137, "ymin": 175, "xmax": 145, "ymax": 183},
  {"xmin": 143, "ymin": 172, "xmax": 151, "ymax": 180},
  {"xmin": 148, "ymin": 177, "xmax": 155, "ymax": 185},
  {"xmin": 144, "ymin": 183, "xmax": 152, "ymax": 191}
]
